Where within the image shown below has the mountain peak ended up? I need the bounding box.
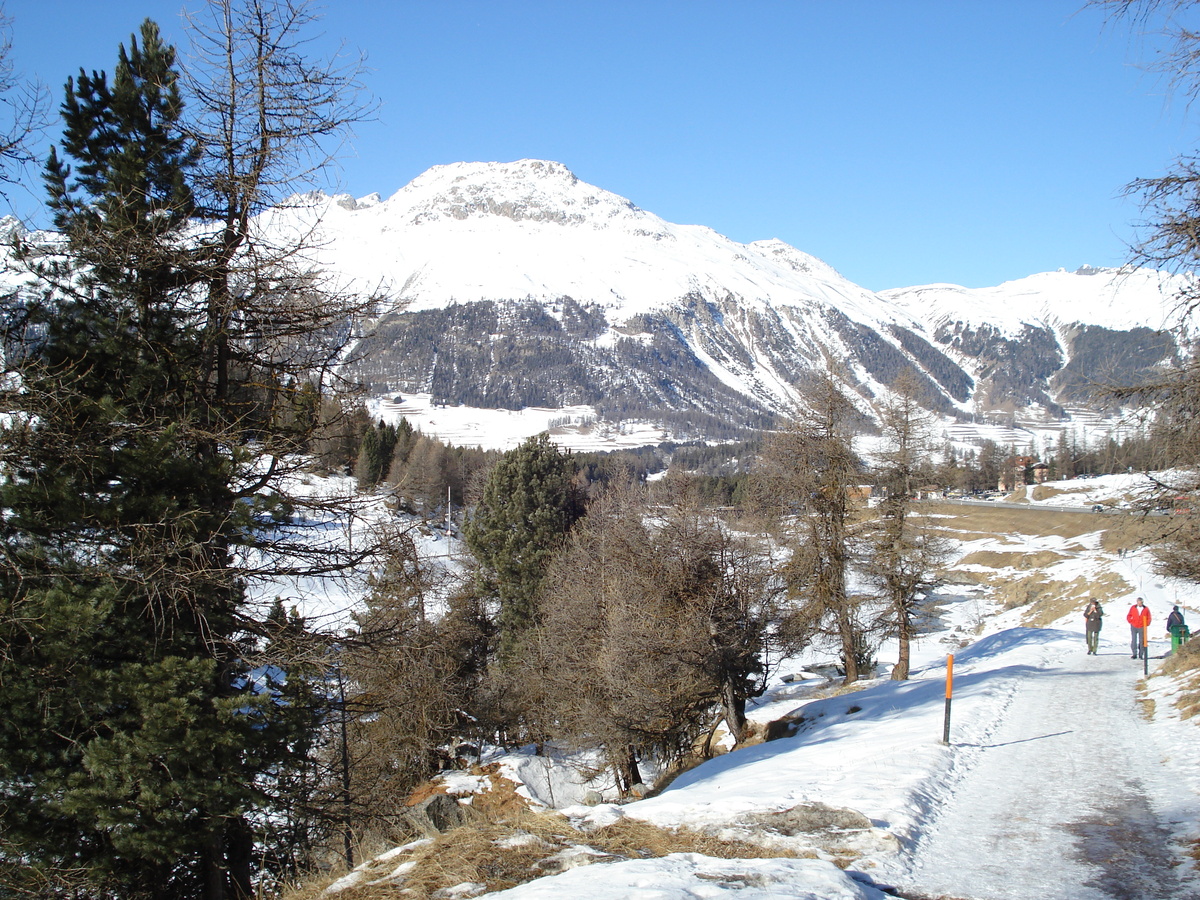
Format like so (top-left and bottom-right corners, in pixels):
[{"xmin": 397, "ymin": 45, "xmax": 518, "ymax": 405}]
[
  {"xmin": 384, "ymin": 159, "xmax": 642, "ymax": 228},
  {"xmin": 0, "ymin": 215, "xmax": 25, "ymax": 242}
]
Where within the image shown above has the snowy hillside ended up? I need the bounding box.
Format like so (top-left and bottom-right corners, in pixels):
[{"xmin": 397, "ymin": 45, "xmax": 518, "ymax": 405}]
[
  {"xmin": 304, "ymin": 160, "xmax": 885, "ymax": 325},
  {"xmin": 311, "ymin": 483, "xmax": 1200, "ymax": 900},
  {"xmin": 881, "ymin": 265, "xmax": 1188, "ymax": 336}
]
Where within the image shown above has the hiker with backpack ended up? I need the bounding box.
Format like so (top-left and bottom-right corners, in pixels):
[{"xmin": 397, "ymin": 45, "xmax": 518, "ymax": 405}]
[{"xmin": 1167, "ymin": 605, "xmax": 1190, "ymax": 653}]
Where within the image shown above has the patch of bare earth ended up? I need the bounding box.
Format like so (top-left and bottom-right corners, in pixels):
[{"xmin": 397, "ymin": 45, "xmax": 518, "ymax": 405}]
[
  {"xmin": 281, "ymin": 802, "xmax": 884, "ymax": 900},
  {"xmin": 922, "ymin": 502, "xmax": 1108, "ymax": 540},
  {"xmin": 1160, "ymin": 639, "xmax": 1200, "ymax": 721}
]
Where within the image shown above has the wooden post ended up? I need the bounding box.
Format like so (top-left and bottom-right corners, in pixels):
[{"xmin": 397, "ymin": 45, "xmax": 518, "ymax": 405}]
[{"xmin": 942, "ymin": 654, "xmax": 954, "ymax": 745}]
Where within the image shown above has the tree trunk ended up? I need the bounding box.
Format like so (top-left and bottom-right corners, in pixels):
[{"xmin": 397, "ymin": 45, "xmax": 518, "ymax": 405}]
[
  {"xmin": 614, "ymin": 746, "xmax": 643, "ymax": 797},
  {"xmin": 838, "ymin": 607, "xmax": 860, "ymax": 684},
  {"xmin": 202, "ymin": 829, "xmax": 226, "ymax": 900},
  {"xmin": 721, "ymin": 679, "xmax": 748, "ymax": 744},
  {"xmin": 226, "ymin": 816, "xmax": 255, "ymax": 900},
  {"xmin": 892, "ymin": 608, "xmax": 911, "ymax": 680},
  {"xmin": 701, "ymin": 713, "xmax": 724, "ymax": 758}
]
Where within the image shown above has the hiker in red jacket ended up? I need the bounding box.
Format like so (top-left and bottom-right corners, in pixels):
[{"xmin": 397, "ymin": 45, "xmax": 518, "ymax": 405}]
[{"xmin": 1127, "ymin": 598, "xmax": 1151, "ymax": 659}]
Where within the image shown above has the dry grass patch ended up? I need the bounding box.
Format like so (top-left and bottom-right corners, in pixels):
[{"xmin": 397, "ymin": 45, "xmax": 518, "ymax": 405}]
[
  {"xmin": 1137, "ymin": 696, "xmax": 1157, "ymax": 721},
  {"xmin": 1020, "ymin": 572, "xmax": 1131, "ymax": 626},
  {"xmin": 956, "ymin": 549, "xmax": 1069, "ymax": 571},
  {"xmin": 460, "ymin": 765, "xmax": 536, "ymax": 821},
  {"xmin": 1098, "ymin": 513, "xmax": 1166, "ymax": 555},
  {"xmin": 588, "ymin": 816, "xmax": 786, "ymax": 861},
  {"xmin": 974, "ymin": 568, "xmax": 1130, "ymax": 626},
  {"xmin": 923, "ymin": 502, "xmax": 1109, "ymax": 541},
  {"xmin": 1160, "ymin": 640, "xmax": 1200, "ymax": 720},
  {"xmin": 994, "ymin": 573, "xmax": 1052, "ymax": 611},
  {"xmin": 283, "ymin": 809, "xmax": 818, "ymax": 900}
]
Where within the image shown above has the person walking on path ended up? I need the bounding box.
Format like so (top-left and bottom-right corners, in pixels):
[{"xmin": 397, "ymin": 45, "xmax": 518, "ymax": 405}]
[
  {"xmin": 1084, "ymin": 600, "xmax": 1103, "ymax": 655},
  {"xmin": 1167, "ymin": 605, "xmax": 1190, "ymax": 653},
  {"xmin": 1128, "ymin": 598, "xmax": 1152, "ymax": 659}
]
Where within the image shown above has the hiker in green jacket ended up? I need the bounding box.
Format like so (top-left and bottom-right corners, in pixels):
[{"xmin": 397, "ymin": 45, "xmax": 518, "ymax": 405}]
[{"xmin": 1167, "ymin": 605, "xmax": 1190, "ymax": 653}]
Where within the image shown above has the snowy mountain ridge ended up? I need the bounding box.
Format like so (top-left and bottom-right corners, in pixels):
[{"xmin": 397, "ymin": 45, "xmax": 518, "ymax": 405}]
[
  {"xmin": 266, "ymin": 159, "xmax": 1189, "ymax": 443},
  {"xmin": 301, "ymin": 158, "xmax": 1186, "ymax": 330},
  {"xmin": 300, "ymin": 158, "xmax": 886, "ymax": 327},
  {"xmin": 882, "ymin": 265, "xmax": 1185, "ymax": 337},
  {"xmin": 7, "ymin": 158, "xmax": 1190, "ymax": 446}
]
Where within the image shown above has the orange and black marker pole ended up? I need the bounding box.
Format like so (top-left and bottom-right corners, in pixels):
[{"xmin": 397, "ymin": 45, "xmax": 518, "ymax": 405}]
[
  {"xmin": 1143, "ymin": 624, "xmax": 1149, "ymax": 677},
  {"xmin": 943, "ymin": 654, "xmax": 954, "ymax": 745}
]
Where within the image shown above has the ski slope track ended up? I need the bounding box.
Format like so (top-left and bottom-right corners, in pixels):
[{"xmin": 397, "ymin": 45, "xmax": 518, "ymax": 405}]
[{"xmin": 891, "ymin": 639, "xmax": 1200, "ymax": 900}]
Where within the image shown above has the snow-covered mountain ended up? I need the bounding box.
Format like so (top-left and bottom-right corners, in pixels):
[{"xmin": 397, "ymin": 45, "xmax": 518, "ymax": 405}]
[
  {"xmin": 12, "ymin": 159, "xmax": 1187, "ymax": 445},
  {"xmin": 883, "ymin": 267, "xmax": 1187, "ymax": 414},
  {"xmin": 280, "ymin": 159, "xmax": 1188, "ymax": 442}
]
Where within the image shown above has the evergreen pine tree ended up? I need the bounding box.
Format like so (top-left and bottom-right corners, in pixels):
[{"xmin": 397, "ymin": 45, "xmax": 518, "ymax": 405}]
[
  {"xmin": 355, "ymin": 421, "xmax": 383, "ymax": 488},
  {"xmin": 463, "ymin": 433, "xmax": 584, "ymax": 660},
  {"xmin": 0, "ymin": 15, "xmax": 360, "ymax": 898}
]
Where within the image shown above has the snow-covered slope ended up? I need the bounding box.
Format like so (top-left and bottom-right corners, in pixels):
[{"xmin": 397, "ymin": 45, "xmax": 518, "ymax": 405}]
[
  {"xmin": 882, "ymin": 266, "xmax": 1189, "ymax": 414},
  {"xmin": 9, "ymin": 159, "xmax": 1189, "ymax": 446},
  {"xmin": 310, "ymin": 160, "xmax": 888, "ymax": 325},
  {"xmin": 269, "ymin": 160, "xmax": 1187, "ymax": 442},
  {"xmin": 882, "ymin": 265, "xmax": 1187, "ymax": 336}
]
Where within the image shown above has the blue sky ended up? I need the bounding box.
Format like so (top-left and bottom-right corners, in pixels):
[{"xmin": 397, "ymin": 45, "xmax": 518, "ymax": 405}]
[{"xmin": 2, "ymin": 1, "xmax": 1192, "ymax": 290}]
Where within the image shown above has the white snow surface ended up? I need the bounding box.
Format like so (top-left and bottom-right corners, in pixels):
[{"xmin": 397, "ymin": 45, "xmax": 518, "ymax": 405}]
[
  {"xmin": 293, "ymin": 159, "xmax": 906, "ymax": 330},
  {"xmin": 882, "ymin": 265, "xmax": 1192, "ymax": 336},
  {"xmin": 367, "ymin": 392, "xmax": 668, "ymax": 453},
  {"xmin": 276, "ymin": 161, "xmax": 1190, "ymax": 342},
  {"xmin": 354, "ymin": 479, "xmax": 1200, "ymax": 899},
  {"xmin": 484, "ymin": 856, "xmax": 888, "ymax": 900}
]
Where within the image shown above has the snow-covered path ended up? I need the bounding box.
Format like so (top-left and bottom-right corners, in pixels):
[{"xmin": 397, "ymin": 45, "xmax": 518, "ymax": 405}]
[{"xmin": 895, "ymin": 641, "xmax": 1200, "ymax": 900}]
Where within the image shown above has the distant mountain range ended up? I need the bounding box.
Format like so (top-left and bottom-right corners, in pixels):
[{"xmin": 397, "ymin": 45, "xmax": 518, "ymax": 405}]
[
  {"xmin": 9, "ymin": 159, "xmax": 1189, "ymax": 446},
  {"xmin": 280, "ymin": 159, "xmax": 1185, "ymax": 443}
]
